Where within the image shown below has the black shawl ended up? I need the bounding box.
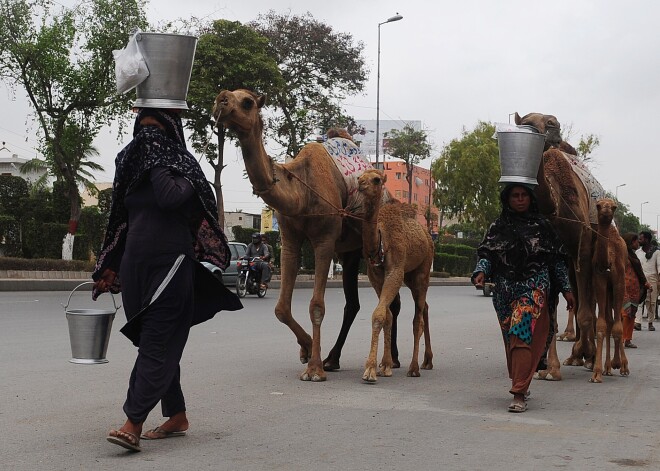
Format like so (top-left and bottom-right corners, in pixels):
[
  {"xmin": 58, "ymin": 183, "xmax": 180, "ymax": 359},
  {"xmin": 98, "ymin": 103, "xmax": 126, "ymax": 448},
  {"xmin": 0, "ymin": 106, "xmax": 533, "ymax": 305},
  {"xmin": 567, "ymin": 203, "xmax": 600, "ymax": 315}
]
[
  {"xmin": 477, "ymin": 185, "xmax": 566, "ymax": 281},
  {"xmin": 92, "ymin": 109, "xmax": 230, "ymax": 300}
]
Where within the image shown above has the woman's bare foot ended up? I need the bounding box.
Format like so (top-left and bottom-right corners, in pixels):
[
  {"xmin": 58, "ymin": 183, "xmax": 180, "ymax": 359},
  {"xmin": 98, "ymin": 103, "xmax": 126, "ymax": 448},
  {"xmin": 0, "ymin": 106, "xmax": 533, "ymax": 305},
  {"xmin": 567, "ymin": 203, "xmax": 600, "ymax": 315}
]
[{"xmin": 107, "ymin": 419, "xmax": 143, "ymax": 451}]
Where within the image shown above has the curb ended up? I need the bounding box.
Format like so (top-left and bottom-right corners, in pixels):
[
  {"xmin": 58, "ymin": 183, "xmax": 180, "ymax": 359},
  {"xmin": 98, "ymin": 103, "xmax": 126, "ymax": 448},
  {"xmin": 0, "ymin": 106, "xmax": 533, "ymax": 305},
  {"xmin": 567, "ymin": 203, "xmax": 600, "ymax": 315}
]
[{"xmin": 0, "ymin": 275, "xmax": 472, "ymax": 291}]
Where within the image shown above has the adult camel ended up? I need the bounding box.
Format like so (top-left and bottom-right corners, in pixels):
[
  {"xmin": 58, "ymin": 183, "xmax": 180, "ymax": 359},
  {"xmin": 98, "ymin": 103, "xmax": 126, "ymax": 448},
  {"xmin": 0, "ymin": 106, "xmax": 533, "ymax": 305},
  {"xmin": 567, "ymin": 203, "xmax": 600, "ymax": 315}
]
[
  {"xmin": 213, "ymin": 89, "xmax": 401, "ymax": 381},
  {"xmin": 514, "ymin": 112, "xmax": 604, "ymax": 380}
]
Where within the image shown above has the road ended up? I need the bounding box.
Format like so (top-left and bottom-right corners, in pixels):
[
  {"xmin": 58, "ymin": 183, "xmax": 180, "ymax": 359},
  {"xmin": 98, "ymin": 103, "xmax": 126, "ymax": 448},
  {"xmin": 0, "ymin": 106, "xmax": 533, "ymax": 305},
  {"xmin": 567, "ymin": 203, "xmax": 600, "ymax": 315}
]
[{"xmin": 1, "ymin": 286, "xmax": 659, "ymax": 470}]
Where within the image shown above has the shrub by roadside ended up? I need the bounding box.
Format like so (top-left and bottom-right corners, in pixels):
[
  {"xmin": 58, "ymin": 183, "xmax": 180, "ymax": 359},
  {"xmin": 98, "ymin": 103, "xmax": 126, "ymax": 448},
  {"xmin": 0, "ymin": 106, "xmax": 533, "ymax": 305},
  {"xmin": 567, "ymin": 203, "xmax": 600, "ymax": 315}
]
[{"xmin": 0, "ymin": 257, "xmax": 95, "ymax": 272}]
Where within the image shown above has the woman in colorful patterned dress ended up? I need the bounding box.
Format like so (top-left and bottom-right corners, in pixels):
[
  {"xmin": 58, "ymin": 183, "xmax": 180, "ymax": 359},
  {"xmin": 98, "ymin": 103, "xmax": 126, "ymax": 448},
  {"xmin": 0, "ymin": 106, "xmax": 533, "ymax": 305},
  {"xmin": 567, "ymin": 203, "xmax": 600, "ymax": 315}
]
[{"xmin": 471, "ymin": 184, "xmax": 575, "ymax": 413}]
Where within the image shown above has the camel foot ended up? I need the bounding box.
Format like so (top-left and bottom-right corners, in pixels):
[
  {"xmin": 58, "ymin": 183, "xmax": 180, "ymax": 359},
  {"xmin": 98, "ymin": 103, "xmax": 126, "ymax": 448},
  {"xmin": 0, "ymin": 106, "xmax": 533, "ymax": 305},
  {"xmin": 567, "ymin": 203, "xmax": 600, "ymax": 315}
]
[
  {"xmin": 584, "ymin": 360, "xmax": 594, "ymax": 371},
  {"xmin": 407, "ymin": 369, "xmax": 421, "ymax": 378},
  {"xmin": 589, "ymin": 374, "xmax": 603, "ymax": 383},
  {"xmin": 563, "ymin": 357, "xmax": 584, "ymax": 367},
  {"xmin": 299, "ymin": 346, "xmax": 310, "ymax": 365},
  {"xmin": 322, "ymin": 355, "xmax": 340, "ymax": 371},
  {"xmin": 391, "ymin": 358, "xmax": 401, "ymax": 369},
  {"xmin": 534, "ymin": 369, "xmax": 562, "ymax": 381},
  {"xmin": 300, "ymin": 365, "xmax": 326, "ymax": 382},
  {"xmin": 557, "ymin": 331, "xmax": 576, "ymax": 342},
  {"xmin": 362, "ymin": 367, "xmax": 378, "ymax": 383},
  {"xmin": 611, "ymin": 359, "xmax": 621, "ymax": 370},
  {"xmin": 620, "ymin": 365, "xmax": 630, "ymax": 376},
  {"xmin": 421, "ymin": 355, "xmax": 433, "ymax": 370},
  {"xmin": 379, "ymin": 366, "xmax": 393, "ymax": 377}
]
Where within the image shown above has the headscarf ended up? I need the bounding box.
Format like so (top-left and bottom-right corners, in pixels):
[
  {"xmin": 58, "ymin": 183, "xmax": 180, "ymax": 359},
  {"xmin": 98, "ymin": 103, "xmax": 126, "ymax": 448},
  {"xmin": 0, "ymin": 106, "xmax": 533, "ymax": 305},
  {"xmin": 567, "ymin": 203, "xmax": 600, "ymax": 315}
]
[
  {"xmin": 477, "ymin": 184, "xmax": 566, "ymax": 281},
  {"xmin": 623, "ymin": 233, "xmax": 647, "ymax": 293},
  {"xmin": 92, "ymin": 109, "xmax": 230, "ymax": 299}
]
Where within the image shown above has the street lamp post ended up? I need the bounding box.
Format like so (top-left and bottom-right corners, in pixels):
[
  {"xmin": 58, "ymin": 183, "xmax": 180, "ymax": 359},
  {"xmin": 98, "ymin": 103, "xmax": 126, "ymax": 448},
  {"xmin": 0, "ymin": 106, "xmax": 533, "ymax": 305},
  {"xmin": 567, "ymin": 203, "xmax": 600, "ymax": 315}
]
[
  {"xmin": 641, "ymin": 201, "xmax": 649, "ymax": 226},
  {"xmin": 375, "ymin": 13, "xmax": 403, "ymax": 169},
  {"xmin": 615, "ymin": 183, "xmax": 626, "ymax": 200},
  {"xmin": 657, "ymin": 214, "xmax": 659, "ymax": 238}
]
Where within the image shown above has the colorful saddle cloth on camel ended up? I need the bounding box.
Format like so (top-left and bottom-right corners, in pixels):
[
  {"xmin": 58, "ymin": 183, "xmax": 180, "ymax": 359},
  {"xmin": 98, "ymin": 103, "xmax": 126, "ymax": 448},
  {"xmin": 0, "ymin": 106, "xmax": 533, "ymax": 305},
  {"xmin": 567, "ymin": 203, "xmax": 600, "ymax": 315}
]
[
  {"xmin": 322, "ymin": 137, "xmax": 388, "ymax": 215},
  {"xmin": 561, "ymin": 151, "xmax": 605, "ymax": 225}
]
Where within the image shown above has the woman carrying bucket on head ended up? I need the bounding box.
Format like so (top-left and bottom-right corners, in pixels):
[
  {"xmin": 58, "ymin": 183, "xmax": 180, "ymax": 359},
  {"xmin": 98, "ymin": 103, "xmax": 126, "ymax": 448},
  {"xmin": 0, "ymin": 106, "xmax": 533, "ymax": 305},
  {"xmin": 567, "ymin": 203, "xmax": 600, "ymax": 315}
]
[
  {"xmin": 471, "ymin": 125, "xmax": 575, "ymax": 413},
  {"xmin": 93, "ymin": 32, "xmax": 242, "ymax": 452}
]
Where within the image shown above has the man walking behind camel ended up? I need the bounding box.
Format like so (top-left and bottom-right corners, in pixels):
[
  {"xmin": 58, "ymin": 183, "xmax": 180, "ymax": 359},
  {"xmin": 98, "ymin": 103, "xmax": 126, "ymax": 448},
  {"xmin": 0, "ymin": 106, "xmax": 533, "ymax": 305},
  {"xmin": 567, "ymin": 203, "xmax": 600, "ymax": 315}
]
[{"xmin": 635, "ymin": 231, "xmax": 660, "ymax": 331}]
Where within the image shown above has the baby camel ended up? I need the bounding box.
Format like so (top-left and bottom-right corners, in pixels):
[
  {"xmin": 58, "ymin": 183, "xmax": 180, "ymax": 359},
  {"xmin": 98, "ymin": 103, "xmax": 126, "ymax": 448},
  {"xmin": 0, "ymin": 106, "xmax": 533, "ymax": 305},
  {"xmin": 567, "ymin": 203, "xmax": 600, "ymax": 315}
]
[
  {"xmin": 591, "ymin": 198, "xmax": 629, "ymax": 382},
  {"xmin": 357, "ymin": 169, "xmax": 435, "ymax": 382}
]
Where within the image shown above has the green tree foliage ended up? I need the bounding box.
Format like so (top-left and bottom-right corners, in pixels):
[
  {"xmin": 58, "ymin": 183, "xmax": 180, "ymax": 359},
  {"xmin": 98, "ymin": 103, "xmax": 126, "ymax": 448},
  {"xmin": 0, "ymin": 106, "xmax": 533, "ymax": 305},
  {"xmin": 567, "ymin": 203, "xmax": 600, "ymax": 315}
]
[
  {"xmin": 385, "ymin": 124, "xmax": 431, "ymax": 204},
  {"xmin": 0, "ymin": 0, "xmax": 147, "ymax": 257},
  {"xmin": 186, "ymin": 19, "xmax": 283, "ymax": 225},
  {"xmin": 250, "ymin": 11, "xmax": 368, "ymax": 157},
  {"xmin": 431, "ymin": 122, "xmax": 501, "ymax": 233},
  {"xmin": 0, "ymin": 175, "xmax": 29, "ymax": 256}
]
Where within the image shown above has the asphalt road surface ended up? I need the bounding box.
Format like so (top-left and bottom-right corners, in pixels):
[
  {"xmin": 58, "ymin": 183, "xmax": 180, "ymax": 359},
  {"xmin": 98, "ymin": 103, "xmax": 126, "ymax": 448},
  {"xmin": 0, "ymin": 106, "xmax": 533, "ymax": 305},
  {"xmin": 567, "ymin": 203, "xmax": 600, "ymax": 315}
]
[{"xmin": 1, "ymin": 286, "xmax": 659, "ymax": 470}]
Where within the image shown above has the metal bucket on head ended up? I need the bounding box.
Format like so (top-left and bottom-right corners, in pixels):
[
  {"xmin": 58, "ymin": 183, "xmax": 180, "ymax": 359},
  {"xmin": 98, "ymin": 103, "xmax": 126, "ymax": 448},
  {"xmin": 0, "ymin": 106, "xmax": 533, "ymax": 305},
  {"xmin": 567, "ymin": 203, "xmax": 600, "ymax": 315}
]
[
  {"xmin": 64, "ymin": 282, "xmax": 119, "ymax": 364},
  {"xmin": 495, "ymin": 124, "xmax": 546, "ymax": 186},
  {"xmin": 133, "ymin": 32, "xmax": 198, "ymax": 110}
]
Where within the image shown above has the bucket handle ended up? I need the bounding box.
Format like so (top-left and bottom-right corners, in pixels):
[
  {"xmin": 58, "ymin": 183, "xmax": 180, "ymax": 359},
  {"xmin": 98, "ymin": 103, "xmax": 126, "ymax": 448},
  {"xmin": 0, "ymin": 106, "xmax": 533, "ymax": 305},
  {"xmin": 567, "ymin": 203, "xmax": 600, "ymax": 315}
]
[{"xmin": 62, "ymin": 281, "xmax": 121, "ymax": 312}]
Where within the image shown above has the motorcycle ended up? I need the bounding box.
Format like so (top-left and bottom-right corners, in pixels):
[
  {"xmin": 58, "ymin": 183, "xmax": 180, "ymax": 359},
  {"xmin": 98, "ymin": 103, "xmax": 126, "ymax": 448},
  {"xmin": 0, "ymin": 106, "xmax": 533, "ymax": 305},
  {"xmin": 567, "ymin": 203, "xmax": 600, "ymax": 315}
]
[{"xmin": 235, "ymin": 257, "xmax": 267, "ymax": 298}]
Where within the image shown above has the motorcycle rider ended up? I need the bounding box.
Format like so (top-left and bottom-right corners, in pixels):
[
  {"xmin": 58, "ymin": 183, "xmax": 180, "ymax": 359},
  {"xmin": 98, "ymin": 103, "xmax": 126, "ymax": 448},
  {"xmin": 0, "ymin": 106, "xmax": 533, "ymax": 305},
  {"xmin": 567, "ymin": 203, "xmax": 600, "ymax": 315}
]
[{"xmin": 245, "ymin": 233, "xmax": 271, "ymax": 289}]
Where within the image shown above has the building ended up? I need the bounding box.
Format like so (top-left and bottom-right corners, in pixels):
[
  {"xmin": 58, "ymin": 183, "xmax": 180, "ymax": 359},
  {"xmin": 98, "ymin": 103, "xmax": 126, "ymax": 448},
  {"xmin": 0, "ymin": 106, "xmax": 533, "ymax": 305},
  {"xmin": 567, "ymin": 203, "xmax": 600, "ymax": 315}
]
[
  {"xmin": 379, "ymin": 159, "xmax": 439, "ymax": 236},
  {"xmin": 224, "ymin": 210, "xmax": 261, "ymax": 240},
  {"xmin": 352, "ymin": 119, "xmax": 422, "ymax": 161},
  {"xmin": 260, "ymin": 207, "xmax": 279, "ymax": 233},
  {"xmin": 0, "ymin": 151, "xmax": 47, "ymax": 183}
]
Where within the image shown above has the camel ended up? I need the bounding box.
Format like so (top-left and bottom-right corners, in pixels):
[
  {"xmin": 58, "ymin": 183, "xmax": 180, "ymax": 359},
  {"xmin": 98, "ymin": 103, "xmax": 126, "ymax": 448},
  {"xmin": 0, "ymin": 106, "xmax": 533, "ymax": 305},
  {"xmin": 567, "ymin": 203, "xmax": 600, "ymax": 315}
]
[
  {"xmin": 356, "ymin": 169, "xmax": 434, "ymax": 382},
  {"xmin": 590, "ymin": 198, "xmax": 629, "ymax": 382},
  {"xmin": 514, "ymin": 112, "xmax": 603, "ymax": 381},
  {"xmin": 212, "ymin": 89, "xmax": 402, "ymax": 381}
]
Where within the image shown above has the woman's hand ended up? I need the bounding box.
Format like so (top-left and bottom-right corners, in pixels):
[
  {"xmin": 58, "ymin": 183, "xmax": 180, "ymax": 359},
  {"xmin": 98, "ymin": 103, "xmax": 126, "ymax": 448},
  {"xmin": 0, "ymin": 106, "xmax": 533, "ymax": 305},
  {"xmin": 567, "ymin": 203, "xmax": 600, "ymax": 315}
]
[
  {"xmin": 645, "ymin": 281, "xmax": 652, "ymax": 291},
  {"xmin": 563, "ymin": 291, "xmax": 576, "ymax": 311},
  {"xmin": 93, "ymin": 269, "xmax": 116, "ymax": 293},
  {"xmin": 472, "ymin": 272, "xmax": 484, "ymax": 288}
]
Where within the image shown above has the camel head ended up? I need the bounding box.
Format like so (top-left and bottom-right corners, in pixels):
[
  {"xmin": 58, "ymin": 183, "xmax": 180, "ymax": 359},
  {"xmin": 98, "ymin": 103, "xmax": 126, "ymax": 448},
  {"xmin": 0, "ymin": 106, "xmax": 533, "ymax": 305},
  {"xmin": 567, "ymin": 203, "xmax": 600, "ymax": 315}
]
[
  {"xmin": 358, "ymin": 169, "xmax": 387, "ymax": 199},
  {"xmin": 212, "ymin": 89, "xmax": 266, "ymax": 137},
  {"xmin": 327, "ymin": 128, "xmax": 354, "ymax": 142},
  {"xmin": 514, "ymin": 112, "xmax": 562, "ymax": 150},
  {"xmin": 595, "ymin": 198, "xmax": 617, "ymax": 225}
]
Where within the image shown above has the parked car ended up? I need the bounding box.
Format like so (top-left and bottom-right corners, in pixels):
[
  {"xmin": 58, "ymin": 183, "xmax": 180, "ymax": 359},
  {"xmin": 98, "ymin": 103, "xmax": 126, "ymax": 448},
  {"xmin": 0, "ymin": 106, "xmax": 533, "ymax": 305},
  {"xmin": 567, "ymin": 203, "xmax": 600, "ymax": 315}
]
[{"xmin": 201, "ymin": 241, "xmax": 247, "ymax": 287}]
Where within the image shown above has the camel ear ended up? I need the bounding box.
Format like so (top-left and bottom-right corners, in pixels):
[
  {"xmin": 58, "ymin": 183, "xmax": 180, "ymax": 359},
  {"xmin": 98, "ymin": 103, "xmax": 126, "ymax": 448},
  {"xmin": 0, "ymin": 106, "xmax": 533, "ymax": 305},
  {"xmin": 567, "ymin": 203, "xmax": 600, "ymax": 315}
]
[
  {"xmin": 514, "ymin": 112, "xmax": 522, "ymax": 125},
  {"xmin": 382, "ymin": 173, "xmax": 387, "ymax": 184},
  {"xmin": 257, "ymin": 94, "xmax": 267, "ymax": 108}
]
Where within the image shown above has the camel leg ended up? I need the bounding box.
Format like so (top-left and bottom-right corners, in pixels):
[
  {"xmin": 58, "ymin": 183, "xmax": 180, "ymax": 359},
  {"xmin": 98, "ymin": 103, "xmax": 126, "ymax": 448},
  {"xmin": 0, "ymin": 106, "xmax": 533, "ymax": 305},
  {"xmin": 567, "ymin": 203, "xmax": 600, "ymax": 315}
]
[
  {"xmin": 363, "ymin": 285, "xmax": 387, "ymax": 383},
  {"xmin": 405, "ymin": 273, "xmax": 430, "ymax": 377},
  {"xmin": 274, "ymin": 232, "xmax": 312, "ymax": 364},
  {"xmin": 389, "ymin": 293, "xmax": 402, "ymax": 368},
  {"xmin": 611, "ymin": 292, "xmax": 627, "ymax": 375},
  {"xmin": 364, "ymin": 272, "xmax": 401, "ymax": 382},
  {"xmin": 323, "ymin": 249, "xmax": 361, "ymax": 371},
  {"xmin": 380, "ymin": 306, "xmax": 394, "ymax": 378},
  {"xmin": 420, "ymin": 302, "xmax": 433, "ymax": 370},
  {"xmin": 300, "ymin": 241, "xmax": 337, "ymax": 382},
  {"xmin": 590, "ymin": 307, "xmax": 607, "ymax": 383},
  {"xmin": 557, "ymin": 307, "xmax": 576, "ymax": 342},
  {"xmin": 567, "ymin": 272, "xmax": 595, "ymax": 368},
  {"xmin": 535, "ymin": 303, "xmax": 562, "ymax": 380}
]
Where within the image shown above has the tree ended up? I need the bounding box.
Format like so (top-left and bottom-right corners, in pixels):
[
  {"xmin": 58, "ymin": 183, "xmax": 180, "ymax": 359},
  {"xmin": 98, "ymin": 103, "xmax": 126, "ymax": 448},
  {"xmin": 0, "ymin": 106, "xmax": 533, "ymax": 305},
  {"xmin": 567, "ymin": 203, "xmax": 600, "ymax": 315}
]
[
  {"xmin": 0, "ymin": 0, "xmax": 148, "ymax": 259},
  {"xmin": 431, "ymin": 122, "xmax": 501, "ymax": 234},
  {"xmin": 250, "ymin": 11, "xmax": 368, "ymax": 157},
  {"xmin": 386, "ymin": 124, "xmax": 432, "ymax": 204},
  {"xmin": 186, "ymin": 19, "xmax": 283, "ymax": 226}
]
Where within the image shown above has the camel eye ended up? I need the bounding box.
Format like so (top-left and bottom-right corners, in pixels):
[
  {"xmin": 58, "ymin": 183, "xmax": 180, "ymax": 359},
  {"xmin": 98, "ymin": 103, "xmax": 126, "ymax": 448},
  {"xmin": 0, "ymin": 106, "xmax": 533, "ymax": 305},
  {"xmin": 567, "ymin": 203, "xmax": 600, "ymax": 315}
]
[
  {"xmin": 241, "ymin": 98, "xmax": 254, "ymax": 110},
  {"xmin": 373, "ymin": 177, "xmax": 381, "ymax": 185}
]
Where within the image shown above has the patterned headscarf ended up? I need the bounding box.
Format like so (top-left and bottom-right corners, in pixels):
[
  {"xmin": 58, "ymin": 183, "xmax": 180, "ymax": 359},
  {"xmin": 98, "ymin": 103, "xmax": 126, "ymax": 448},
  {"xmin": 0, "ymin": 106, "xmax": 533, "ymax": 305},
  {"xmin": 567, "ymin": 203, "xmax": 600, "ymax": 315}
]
[
  {"xmin": 92, "ymin": 109, "xmax": 230, "ymax": 299},
  {"xmin": 477, "ymin": 184, "xmax": 566, "ymax": 281}
]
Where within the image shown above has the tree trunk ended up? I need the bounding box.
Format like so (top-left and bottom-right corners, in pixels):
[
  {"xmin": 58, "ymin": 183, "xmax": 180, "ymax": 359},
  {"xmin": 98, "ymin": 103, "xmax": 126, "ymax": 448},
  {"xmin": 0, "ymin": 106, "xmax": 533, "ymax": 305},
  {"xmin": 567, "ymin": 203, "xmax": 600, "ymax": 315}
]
[
  {"xmin": 62, "ymin": 180, "xmax": 81, "ymax": 260},
  {"xmin": 407, "ymin": 163, "xmax": 413, "ymax": 204}
]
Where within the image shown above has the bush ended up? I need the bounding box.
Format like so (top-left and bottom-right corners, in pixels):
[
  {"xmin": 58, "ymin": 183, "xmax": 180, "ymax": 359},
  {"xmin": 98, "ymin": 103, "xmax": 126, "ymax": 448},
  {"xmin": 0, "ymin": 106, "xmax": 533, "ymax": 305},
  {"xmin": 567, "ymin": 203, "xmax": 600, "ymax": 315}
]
[
  {"xmin": 0, "ymin": 256, "xmax": 95, "ymax": 271},
  {"xmin": 433, "ymin": 252, "xmax": 472, "ymax": 276},
  {"xmin": 438, "ymin": 243, "xmax": 476, "ymax": 259}
]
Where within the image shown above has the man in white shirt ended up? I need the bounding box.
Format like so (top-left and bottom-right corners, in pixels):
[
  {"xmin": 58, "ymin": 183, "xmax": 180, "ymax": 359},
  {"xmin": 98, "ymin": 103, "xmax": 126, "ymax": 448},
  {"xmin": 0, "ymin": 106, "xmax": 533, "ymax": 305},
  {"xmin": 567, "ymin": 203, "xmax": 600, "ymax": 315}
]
[{"xmin": 635, "ymin": 231, "xmax": 660, "ymax": 331}]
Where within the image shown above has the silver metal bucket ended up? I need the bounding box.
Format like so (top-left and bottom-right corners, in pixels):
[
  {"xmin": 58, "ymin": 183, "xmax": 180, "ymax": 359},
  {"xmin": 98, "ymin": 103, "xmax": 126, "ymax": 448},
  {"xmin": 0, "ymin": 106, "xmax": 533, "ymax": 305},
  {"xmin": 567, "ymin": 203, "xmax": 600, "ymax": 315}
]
[
  {"xmin": 496, "ymin": 125, "xmax": 546, "ymax": 186},
  {"xmin": 64, "ymin": 282, "xmax": 120, "ymax": 364},
  {"xmin": 133, "ymin": 32, "xmax": 198, "ymax": 110}
]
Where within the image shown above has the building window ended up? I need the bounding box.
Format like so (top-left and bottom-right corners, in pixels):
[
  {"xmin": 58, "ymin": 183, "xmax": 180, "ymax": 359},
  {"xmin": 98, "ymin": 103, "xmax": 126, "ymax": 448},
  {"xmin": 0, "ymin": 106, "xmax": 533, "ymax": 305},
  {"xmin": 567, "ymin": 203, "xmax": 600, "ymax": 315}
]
[
  {"xmin": 413, "ymin": 193, "xmax": 417, "ymax": 202},
  {"xmin": 395, "ymin": 190, "xmax": 401, "ymax": 198},
  {"xmin": 424, "ymin": 196, "xmax": 429, "ymax": 204},
  {"xmin": 403, "ymin": 191, "xmax": 408, "ymax": 199},
  {"xmin": 395, "ymin": 172, "xmax": 402, "ymax": 179}
]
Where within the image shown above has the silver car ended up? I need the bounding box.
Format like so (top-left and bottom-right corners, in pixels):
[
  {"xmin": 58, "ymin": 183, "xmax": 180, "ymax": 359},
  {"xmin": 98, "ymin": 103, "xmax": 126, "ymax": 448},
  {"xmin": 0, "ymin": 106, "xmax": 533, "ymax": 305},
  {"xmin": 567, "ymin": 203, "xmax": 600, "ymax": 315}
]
[{"xmin": 201, "ymin": 241, "xmax": 247, "ymax": 286}]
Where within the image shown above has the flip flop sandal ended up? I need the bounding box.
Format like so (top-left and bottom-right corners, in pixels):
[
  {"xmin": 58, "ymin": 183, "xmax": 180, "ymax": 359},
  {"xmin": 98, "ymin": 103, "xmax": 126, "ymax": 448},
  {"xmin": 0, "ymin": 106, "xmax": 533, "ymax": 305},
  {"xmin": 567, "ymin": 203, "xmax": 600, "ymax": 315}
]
[
  {"xmin": 107, "ymin": 429, "xmax": 141, "ymax": 452},
  {"xmin": 507, "ymin": 401, "xmax": 528, "ymax": 413},
  {"xmin": 141, "ymin": 426, "xmax": 187, "ymax": 440}
]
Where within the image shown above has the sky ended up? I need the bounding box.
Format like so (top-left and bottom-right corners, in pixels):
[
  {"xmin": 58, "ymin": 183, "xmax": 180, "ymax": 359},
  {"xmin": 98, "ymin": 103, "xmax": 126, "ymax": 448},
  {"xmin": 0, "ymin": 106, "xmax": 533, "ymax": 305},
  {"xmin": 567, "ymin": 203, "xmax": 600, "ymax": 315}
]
[{"xmin": 2, "ymin": 0, "xmax": 659, "ymax": 231}]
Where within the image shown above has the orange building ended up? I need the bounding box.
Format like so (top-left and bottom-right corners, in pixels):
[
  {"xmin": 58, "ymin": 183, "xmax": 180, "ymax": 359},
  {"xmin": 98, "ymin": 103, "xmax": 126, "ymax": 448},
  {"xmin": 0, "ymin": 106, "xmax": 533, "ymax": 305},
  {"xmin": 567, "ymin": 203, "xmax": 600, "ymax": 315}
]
[{"xmin": 377, "ymin": 160, "xmax": 439, "ymax": 237}]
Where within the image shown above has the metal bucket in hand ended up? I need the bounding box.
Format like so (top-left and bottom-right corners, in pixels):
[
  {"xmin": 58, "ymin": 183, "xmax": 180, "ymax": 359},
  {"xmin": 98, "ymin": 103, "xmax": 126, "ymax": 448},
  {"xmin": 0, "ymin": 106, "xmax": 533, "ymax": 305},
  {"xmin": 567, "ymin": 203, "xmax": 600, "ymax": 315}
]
[
  {"xmin": 64, "ymin": 282, "xmax": 119, "ymax": 364},
  {"xmin": 496, "ymin": 125, "xmax": 546, "ymax": 186},
  {"xmin": 133, "ymin": 32, "xmax": 198, "ymax": 110}
]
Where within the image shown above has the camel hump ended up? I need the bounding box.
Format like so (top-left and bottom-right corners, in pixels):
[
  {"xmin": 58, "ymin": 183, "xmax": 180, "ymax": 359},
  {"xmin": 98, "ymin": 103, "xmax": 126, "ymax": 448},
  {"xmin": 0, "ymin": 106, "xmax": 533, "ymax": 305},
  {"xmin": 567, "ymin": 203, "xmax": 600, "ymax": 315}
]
[{"xmin": 327, "ymin": 128, "xmax": 353, "ymax": 142}]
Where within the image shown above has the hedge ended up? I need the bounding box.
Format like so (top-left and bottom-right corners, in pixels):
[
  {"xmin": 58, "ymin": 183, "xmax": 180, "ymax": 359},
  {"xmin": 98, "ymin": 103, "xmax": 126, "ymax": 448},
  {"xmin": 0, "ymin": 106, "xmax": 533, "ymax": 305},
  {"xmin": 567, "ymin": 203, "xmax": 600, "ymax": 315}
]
[
  {"xmin": 433, "ymin": 252, "xmax": 472, "ymax": 276},
  {"xmin": 0, "ymin": 256, "xmax": 95, "ymax": 271}
]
